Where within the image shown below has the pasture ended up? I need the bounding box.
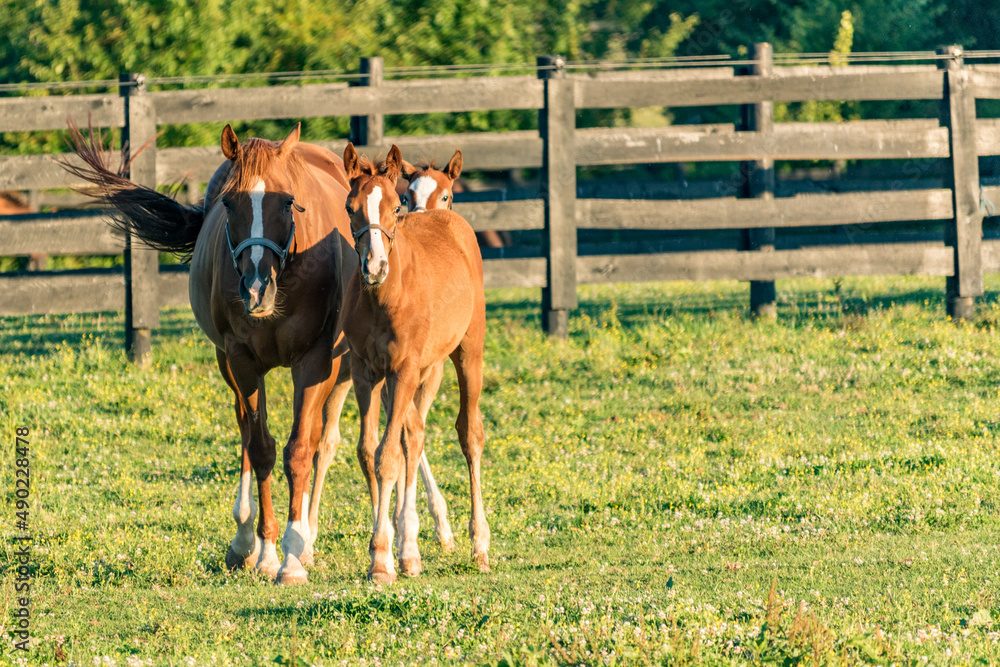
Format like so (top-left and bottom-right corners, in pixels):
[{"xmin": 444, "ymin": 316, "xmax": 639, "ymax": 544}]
[{"xmin": 3, "ymin": 276, "xmax": 1000, "ymax": 665}]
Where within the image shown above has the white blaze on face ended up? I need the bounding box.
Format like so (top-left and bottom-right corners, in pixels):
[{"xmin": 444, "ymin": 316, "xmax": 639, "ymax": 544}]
[
  {"xmin": 249, "ymin": 178, "xmax": 267, "ymax": 294},
  {"xmin": 364, "ymin": 186, "xmax": 389, "ymax": 279},
  {"xmin": 408, "ymin": 176, "xmax": 439, "ymax": 212}
]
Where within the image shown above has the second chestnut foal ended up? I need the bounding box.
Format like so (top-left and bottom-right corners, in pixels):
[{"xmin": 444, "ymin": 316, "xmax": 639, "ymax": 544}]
[{"xmin": 341, "ymin": 143, "xmax": 490, "ymax": 582}]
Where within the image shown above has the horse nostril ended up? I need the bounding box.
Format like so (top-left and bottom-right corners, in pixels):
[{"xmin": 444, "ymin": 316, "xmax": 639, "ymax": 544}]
[{"xmin": 378, "ymin": 259, "xmax": 388, "ymax": 274}]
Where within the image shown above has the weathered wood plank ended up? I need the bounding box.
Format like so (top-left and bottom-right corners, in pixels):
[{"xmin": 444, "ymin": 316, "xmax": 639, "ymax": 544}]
[
  {"xmin": 159, "ymin": 269, "xmax": 190, "ymax": 308},
  {"xmin": 0, "ymin": 94, "xmax": 124, "ymax": 132},
  {"xmin": 976, "ymin": 118, "xmax": 1000, "ymax": 156},
  {"xmin": 0, "ymin": 153, "xmax": 99, "ymax": 191},
  {"xmin": 969, "ymin": 69, "xmax": 1000, "ymax": 99},
  {"xmin": 577, "ymin": 189, "xmax": 954, "ymax": 230},
  {"xmin": 982, "ymin": 185, "xmax": 1000, "ymax": 212},
  {"xmin": 939, "ymin": 51, "xmax": 983, "ymax": 320},
  {"xmin": 576, "ymin": 70, "xmax": 944, "ymax": 109},
  {"xmin": 350, "ymin": 57, "xmax": 384, "ymax": 147},
  {"xmin": 577, "ymin": 242, "xmax": 954, "ymax": 284},
  {"xmin": 152, "ymin": 76, "xmax": 544, "ymax": 124},
  {"xmin": 540, "ymin": 63, "xmax": 578, "ymax": 335},
  {"xmin": 741, "ymin": 42, "xmax": 777, "ymax": 317},
  {"xmin": 771, "ymin": 65, "xmax": 940, "ymax": 76},
  {"xmin": 157, "ymin": 131, "xmax": 545, "ymax": 183},
  {"xmin": 575, "ymin": 120, "xmax": 950, "ymax": 164},
  {"xmin": 453, "ymin": 199, "xmax": 544, "ymax": 232},
  {"xmin": 122, "ymin": 74, "xmax": 160, "ymax": 363},
  {"xmin": 567, "ymin": 67, "xmax": 735, "ymax": 82},
  {"xmin": 0, "ymin": 272, "xmax": 124, "ymax": 315},
  {"xmin": 0, "ymin": 212, "xmax": 122, "ymax": 254},
  {"xmin": 483, "ymin": 257, "xmax": 546, "ymax": 289},
  {"xmin": 316, "ymin": 132, "xmax": 544, "ymax": 172}
]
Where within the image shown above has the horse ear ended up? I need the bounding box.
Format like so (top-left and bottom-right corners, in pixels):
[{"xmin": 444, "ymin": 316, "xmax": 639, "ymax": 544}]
[
  {"xmin": 344, "ymin": 143, "xmax": 361, "ymax": 180},
  {"xmin": 221, "ymin": 124, "xmax": 240, "ymax": 161},
  {"xmin": 384, "ymin": 144, "xmax": 402, "ymax": 184},
  {"xmin": 401, "ymin": 159, "xmax": 419, "ymax": 181},
  {"xmin": 279, "ymin": 122, "xmax": 301, "ymax": 157},
  {"xmin": 447, "ymin": 149, "xmax": 463, "ymax": 181}
]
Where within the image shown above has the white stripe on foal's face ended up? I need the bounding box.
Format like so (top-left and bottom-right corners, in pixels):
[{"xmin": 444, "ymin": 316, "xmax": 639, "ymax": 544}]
[
  {"xmin": 248, "ymin": 178, "xmax": 267, "ymax": 294},
  {"xmin": 363, "ymin": 186, "xmax": 389, "ymax": 284},
  {"xmin": 408, "ymin": 176, "xmax": 439, "ymax": 212}
]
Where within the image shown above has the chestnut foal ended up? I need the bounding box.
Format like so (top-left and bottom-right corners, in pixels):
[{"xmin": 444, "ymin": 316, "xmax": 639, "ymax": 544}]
[
  {"xmin": 401, "ymin": 149, "xmax": 463, "ymax": 213},
  {"xmin": 372, "ymin": 149, "xmax": 468, "ymax": 555},
  {"xmin": 341, "ymin": 143, "xmax": 490, "ymax": 583}
]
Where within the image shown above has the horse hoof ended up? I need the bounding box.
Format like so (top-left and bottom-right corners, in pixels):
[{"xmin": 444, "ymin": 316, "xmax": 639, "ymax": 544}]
[
  {"xmin": 300, "ymin": 550, "xmax": 315, "ymax": 567},
  {"xmin": 440, "ymin": 538, "xmax": 456, "ymax": 554},
  {"xmin": 225, "ymin": 545, "xmax": 257, "ymax": 571},
  {"xmin": 368, "ymin": 568, "xmax": 397, "ymax": 585},
  {"xmin": 473, "ymin": 552, "xmax": 490, "ymax": 573},
  {"xmin": 399, "ymin": 557, "xmax": 422, "ymax": 578},
  {"xmin": 276, "ymin": 566, "xmax": 309, "ymax": 586}
]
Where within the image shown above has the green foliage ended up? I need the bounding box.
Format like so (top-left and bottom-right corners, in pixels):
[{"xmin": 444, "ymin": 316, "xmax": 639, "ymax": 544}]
[
  {"xmin": 5, "ymin": 277, "xmax": 1000, "ymax": 664},
  {"xmin": 775, "ymin": 10, "xmax": 856, "ymax": 126}
]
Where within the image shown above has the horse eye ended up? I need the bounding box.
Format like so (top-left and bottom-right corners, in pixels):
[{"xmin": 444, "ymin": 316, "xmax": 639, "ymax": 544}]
[
  {"xmin": 345, "ymin": 206, "xmax": 354, "ymax": 215},
  {"xmin": 394, "ymin": 206, "xmax": 401, "ymax": 214},
  {"xmin": 441, "ymin": 195, "xmax": 449, "ymax": 202}
]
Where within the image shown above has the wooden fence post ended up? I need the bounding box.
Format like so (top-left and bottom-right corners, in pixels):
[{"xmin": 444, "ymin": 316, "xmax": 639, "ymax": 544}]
[
  {"xmin": 350, "ymin": 57, "xmax": 384, "ymax": 148},
  {"xmin": 937, "ymin": 45, "xmax": 983, "ymax": 321},
  {"xmin": 120, "ymin": 73, "xmax": 159, "ymax": 366},
  {"xmin": 740, "ymin": 42, "xmax": 777, "ymax": 319},
  {"xmin": 537, "ymin": 55, "xmax": 577, "ymax": 338}
]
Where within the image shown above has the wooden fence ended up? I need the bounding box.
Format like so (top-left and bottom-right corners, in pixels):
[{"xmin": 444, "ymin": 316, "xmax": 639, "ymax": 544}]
[{"xmin": 2, "ymin": 45, "xmax": 1000, "ymax": 359}]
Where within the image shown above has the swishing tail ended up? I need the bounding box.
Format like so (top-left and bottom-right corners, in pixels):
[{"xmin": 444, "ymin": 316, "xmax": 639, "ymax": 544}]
[{"xmin": 60, "ymin": 118, "xmax": 205, "ymax": 262}]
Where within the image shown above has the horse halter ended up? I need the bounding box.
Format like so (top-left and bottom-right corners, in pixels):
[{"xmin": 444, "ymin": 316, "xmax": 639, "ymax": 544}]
[
  {"xmin": 352, "ymin": 223, "xmax": 396, "ymax": 255},
  {"xmin": 226, "ymin": 220, "xmax": 296, "ymax": 275}
]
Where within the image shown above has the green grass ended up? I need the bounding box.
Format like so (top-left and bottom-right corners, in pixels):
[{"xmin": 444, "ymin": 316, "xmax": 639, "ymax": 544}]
[{"xmin": 3, "ymin": 275, "xmax": 1000, "ymax": 666}]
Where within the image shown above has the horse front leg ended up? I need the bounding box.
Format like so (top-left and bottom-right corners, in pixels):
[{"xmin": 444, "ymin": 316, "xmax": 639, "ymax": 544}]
[
  {"xmin": 218, "ymin": 346, "xmax": 280, "ymax": 578},
  {"xmin": 277, "ymin": 345, "xmax": 337, "ymax": 585}
]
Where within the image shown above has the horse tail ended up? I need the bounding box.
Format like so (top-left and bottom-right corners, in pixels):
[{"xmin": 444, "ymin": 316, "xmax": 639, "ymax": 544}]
[{"xmin": 61, "ymin": 119, "xmax": 205, "ymax": 262}]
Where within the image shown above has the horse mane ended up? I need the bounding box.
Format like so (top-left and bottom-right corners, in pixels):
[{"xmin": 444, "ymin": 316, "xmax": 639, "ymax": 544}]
[{"xmin": 223, "ymin": 137, "xmax": 308, "ymax": 193}]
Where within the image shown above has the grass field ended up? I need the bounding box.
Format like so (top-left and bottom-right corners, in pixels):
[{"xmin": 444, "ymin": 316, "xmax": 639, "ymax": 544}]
[{"xmin": 3, "ymin": 276, "xmax": 1000, "ymax": 666}]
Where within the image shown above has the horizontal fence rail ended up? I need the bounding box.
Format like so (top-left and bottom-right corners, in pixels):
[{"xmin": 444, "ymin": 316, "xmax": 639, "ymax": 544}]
[{"xmin": 3, "ymin": 45, "xmax": 1000, "ymax": 353}]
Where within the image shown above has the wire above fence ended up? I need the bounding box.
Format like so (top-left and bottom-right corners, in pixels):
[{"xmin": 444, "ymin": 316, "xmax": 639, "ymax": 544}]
[{"xmin": 3, "ymin": 48, "xmax": 1000, "ymax": 95}]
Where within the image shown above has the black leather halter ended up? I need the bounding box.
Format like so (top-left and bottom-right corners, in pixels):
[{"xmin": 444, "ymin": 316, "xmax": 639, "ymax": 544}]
[
  {"xmin": 226, "ymin": 221, "xmax": 296, "ymax": 274},
  {"xmin": 352, "ymin": 223, "xmax": 395, "ymax": 254}
]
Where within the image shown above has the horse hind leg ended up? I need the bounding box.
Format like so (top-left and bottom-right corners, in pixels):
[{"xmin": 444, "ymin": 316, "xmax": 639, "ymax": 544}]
[
  {"xmin": 415, "ymin": 362, "xmax": 455, "ymax": 552},
  {"xmin": 397, "ymin": 404, "xmax": 427, "ymax": 577},
  {"xmin": 303, "ymin": 354, "xmax": 353, "ymax": 565},
  {"xmin": 450, "ymin": 337, "xmax": 491, "ymax": 572}
]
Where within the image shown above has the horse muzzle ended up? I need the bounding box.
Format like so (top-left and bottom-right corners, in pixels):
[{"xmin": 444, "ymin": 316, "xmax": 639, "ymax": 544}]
[
  {"xmin": 362, "ymin": 259, "xmax": 388, "ymax": 286},
  {"xmin": 240, "ymin": 273, "xmax": 276, "ymax": 315}
]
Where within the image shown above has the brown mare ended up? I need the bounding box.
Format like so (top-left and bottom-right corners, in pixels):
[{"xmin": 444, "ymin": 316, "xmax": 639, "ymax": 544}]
[
  {"xmin": 341, "ymin": 143, "xmax": 490, "ymax": 583},
  {"xmin": 65, "ymin": 123, "xmax": 357, "ymax": 585}
]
